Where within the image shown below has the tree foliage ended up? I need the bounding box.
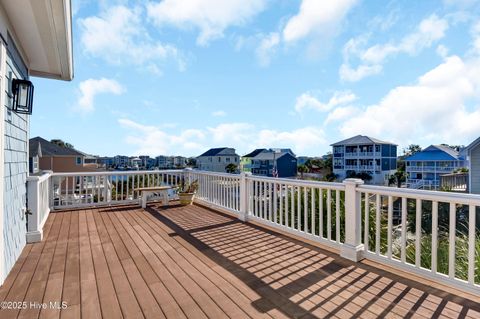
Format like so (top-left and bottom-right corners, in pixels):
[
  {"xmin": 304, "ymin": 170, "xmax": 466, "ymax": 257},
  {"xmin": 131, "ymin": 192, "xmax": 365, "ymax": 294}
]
[{"xmin": 51, "ymin": 139, "xmax": 74, "ymax": 149}]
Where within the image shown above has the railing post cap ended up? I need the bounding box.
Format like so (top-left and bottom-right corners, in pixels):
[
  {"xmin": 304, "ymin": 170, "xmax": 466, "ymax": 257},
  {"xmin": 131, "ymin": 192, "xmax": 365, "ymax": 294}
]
[{"xmin": 343, "ymin": 178, "xmax": 364, "ymax": 185}]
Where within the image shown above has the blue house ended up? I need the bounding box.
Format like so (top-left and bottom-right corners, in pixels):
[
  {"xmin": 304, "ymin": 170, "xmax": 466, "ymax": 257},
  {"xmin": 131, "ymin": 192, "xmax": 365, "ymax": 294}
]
[
  {"xmin": 405, "ymin": 145, "xmax": 467, "ymax": 190},
  {"xmin": 250, "ymin": 149, "xmax": 297, "ymax": 178}
]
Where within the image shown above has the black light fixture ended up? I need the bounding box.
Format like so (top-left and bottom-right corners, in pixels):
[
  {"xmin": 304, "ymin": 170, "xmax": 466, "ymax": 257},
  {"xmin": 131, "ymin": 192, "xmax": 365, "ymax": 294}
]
[{"xmin": 12, "ymin": 78, "xmax": 34, "ymax": 114}]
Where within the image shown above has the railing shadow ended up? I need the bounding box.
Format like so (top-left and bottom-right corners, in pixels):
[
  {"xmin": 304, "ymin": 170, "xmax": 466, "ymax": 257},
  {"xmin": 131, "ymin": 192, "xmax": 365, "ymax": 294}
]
[{"xmin": 145, "ymin": 204, "xmax": 480, "ymax": 318}]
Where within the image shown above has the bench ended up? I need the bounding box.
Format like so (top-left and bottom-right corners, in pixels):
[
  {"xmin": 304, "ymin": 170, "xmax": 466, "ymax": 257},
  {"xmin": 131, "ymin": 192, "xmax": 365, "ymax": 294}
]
[{"xmin": 136, "ymin": 186, "xmax": 173, "ymax": 208}]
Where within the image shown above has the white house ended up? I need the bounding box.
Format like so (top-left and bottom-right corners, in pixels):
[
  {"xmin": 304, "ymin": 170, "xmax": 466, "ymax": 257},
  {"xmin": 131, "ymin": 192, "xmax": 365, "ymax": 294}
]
[
  {"xmin": 0, "ymin": 0, "xmax": 73, "ymax": 284},
  {"xmin": 197, "ymin": 148, "xmax": 240, "ymax": 172}
]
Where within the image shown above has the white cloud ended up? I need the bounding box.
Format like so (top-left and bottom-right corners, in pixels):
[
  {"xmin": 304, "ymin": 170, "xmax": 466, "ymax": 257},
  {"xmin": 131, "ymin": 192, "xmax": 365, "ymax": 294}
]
[
  {"xmin": 339, "ymin": 55, "xmax": 480, "ymax": 147},
  {"xmin": 211, "ymin": 110, "xmax": 227, "ymax": 117},
  {"xmin": 325, "ymin": 105, "xmax": 359, "ymax": 124},
  {"xmin": 146, "ymin": 0, "xmax": 267, "ymax": 46},
  {"xmin": 79, "ymin": 5, "xmax": 185, "ymax": 73},
  {"xmin": 340, "ymin": 14, "xmax": 449, "ymax": 81},
  {"xmin": 436, "ymin": 44, "xmax": 449, "ymax": 58},
  {"xmin": 78, "ymin": 78, "xmax": 124, "ymax": 112},
  {"xmin": 118, "ymin": 119, "xmax": 326, "ymax": 156},
  {"xmin": 255, "ymin": 33, "xmax": 280, "ymax": 66},
  {"xmin": 295, "ymin": 91, "xmax": 357, "ymax": 113},
  {"xmin": 283, "ymin": 0, "xmax": 357, "ymax": 43}
]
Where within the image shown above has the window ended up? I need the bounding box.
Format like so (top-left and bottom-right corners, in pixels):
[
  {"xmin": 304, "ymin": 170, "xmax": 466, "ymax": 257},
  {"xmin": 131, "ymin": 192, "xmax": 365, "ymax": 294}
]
[
  {"xmin": 226, "ymin": 157, "xmax": 230, "ymax": 162},
  {"xmin": 218, "ymin": 157, "xmax": 221, "ymax": 162},
  {"xmin": 76, "ymin": 157, "xmax": 82, "ymax": 165}
]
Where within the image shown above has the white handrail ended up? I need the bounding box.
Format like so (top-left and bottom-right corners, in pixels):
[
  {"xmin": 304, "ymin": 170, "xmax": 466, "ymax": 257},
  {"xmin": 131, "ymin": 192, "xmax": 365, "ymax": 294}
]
[{"xmin": 26, "ymin": 171, "xmax": 52, "ymax": 243}]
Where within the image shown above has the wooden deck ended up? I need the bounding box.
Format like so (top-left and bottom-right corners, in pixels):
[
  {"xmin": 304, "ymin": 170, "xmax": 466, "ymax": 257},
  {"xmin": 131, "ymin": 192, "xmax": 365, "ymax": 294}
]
[{"xmin": 0, "ymin": 203, "xmax": 479, "ymax": 319}]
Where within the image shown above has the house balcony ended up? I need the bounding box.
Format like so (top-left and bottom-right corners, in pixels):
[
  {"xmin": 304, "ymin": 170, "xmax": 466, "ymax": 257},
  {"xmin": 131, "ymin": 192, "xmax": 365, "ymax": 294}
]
[
  {"xmin": 407, "ymin": 166, "xmax": 456, "ymax": 172},
  {"xmin": 344, "ymin": 165, "xmax": 380, "ymax": 172},
  {"xmin": 2, "ymin": 170, "xmax": 479, "ymax": 318},
  {"xmin": 344, "ymin": 151, "xmax": 381, "ymax": 158}
]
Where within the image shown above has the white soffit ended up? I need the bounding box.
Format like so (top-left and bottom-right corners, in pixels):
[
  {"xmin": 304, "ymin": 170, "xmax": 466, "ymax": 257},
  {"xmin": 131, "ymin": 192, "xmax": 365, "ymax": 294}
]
[{"xmin": 2, "ymin": 0, "xmax": 73, "ymax": 81}]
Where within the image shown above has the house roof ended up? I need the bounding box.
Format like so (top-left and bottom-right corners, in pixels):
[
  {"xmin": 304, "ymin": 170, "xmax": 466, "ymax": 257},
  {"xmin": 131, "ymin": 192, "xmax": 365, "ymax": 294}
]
[
  {"xmin": 198, "ymin": 147, "xmax": 238, "ymax": 157},
  {"xmin": 465, "ymin": 136, "xmax": 480, "ymax": 154},
  {"xmin": 252, "ymin": 150, "xmax": 294, "ymax": 161},
  {"xmin": 243, "ymin": 149, "xmax": 266, "ymax": 158},
  {"xmin": 330, "ymin": 135, "xmax": 396, "ymax": 146},
  {"xmin": 405, "ymin": 145, "xmax": 462, "ymax": 161},
  {"xmin": 29, "ymin": 137, "xmax": 84, "ymax": 157}
]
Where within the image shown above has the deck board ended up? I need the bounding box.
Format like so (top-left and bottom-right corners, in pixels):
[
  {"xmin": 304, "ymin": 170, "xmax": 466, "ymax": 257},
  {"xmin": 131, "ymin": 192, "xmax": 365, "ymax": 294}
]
[{"xmin": 0, "ymin": 203, "xmax": 479, "ymax": 319}]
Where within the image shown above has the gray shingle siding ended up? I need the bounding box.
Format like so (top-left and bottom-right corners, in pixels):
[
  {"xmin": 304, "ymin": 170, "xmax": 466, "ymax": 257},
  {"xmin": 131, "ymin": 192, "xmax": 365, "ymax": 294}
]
[
  {"xmin": 471, "ymin": 146, "xmax": 480, "ymax": 194},
  {"xmin": 3, "ymin": 41, "xmax": 28, "ymax": 279}
]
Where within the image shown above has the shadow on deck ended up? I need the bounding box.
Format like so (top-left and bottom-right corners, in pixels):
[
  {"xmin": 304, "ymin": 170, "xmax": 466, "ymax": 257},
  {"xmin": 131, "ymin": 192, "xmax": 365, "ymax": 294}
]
[{"xmin": 0, "ymin": 202, "xmax": 479, "ymax": 319}]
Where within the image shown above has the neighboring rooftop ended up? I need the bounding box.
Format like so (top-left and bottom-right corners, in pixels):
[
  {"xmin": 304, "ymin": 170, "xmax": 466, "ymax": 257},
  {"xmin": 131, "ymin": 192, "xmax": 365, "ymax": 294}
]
[
  {"xmin": 29, "ymin": 137, "xmax": 84, "ymax": 157},
  {"xmin": 331, "ymin": 135, "xmax": 396, "ymax": 146},
  {"xmin": 252, "ymin": 149, "xmax": 294, "ymax": 161},
  {"xmin": 405, "ymin": 145, "xmax": 464, "ymax": 161},
  {"xmin": 242, "ymin": 148, "xmax": 267, "ymax": 158},
  {"xmin": 198, "ymin": 147, "xmax": 238, "ymax": 157}
]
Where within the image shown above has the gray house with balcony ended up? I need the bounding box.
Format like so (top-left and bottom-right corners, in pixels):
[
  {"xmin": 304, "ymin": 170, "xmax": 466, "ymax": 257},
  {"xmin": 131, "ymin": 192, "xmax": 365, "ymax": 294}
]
[
  {"xmin": 331, "ymin": 135, "xmax": 397, "ymax": 185},
  {"xmin": 197, "ymin": 147, "xmax": 240, "ymax": 173}
]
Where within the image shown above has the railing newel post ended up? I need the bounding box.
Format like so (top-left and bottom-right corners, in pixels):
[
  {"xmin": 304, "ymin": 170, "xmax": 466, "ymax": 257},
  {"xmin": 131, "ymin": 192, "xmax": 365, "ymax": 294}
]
[
  {"xmin": 340, "ymin": 178, "xmax": 365, "ymax": 262},
  {"xmin": 239, "ymin": 172, "xmax": 251, "ymax": 222}
]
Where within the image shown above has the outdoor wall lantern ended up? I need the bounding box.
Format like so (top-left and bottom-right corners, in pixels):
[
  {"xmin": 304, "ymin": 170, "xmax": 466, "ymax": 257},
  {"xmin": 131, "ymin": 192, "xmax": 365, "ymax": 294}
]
[{"xmin": 12, "ymin": 78, "xmax": 34, "ymax": 114}]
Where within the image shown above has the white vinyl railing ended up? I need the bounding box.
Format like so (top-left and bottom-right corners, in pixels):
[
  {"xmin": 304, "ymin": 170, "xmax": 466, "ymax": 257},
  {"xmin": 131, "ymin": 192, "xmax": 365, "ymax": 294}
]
[
  {"xmin": 187, "ymin": 170, "xmax": 241, "ymax": 213},
  {"xmin": 31, "ymin": 169, "xmax": 479, "ymax": 295},
  {"xmin": 50, "ymin": 170, "xmax": 184, "ymax": 210},
  {"xmin": 358, "ymin": 185, "xmax": 479, "ymax": 294},
  {"xmin": 26, "ymin": 171, "xmax": 52, "ymax": 243},
  {"xmin": 246, "ymin": 175, "xmax": 346, "ymax": 250}
]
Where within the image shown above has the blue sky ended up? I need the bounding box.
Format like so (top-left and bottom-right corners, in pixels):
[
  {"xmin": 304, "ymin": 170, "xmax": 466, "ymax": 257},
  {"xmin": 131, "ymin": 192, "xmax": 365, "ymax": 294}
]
[{"xmin": 31, "ymin": 0, "xmax": 480, "ymax": 157}]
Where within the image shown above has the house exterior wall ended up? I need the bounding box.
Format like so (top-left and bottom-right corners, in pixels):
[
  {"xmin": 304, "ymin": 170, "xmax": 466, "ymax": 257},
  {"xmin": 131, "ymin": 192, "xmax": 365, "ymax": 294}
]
[
  {"xmin": 470, "ymin": 146, "xmax": 480, "ymax": 194},
  {"xmin": 38, "ymin": 156, "xmax": 98, "ymax": 172},
  {"xmin": 1, "ymin": 26, "xmax": 29, "ymax": 282}
]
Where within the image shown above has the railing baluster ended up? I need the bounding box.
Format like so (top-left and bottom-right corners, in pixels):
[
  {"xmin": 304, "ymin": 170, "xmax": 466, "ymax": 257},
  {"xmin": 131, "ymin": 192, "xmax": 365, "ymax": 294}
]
[
  {"xmin": 336, "ymin": 190, "xmax": 340, "ymax": 243},
  {"xmin": 274, "ymin": 182, "xmax": 278, "ymax": 224},
  {"xmin": 448, "ymin": 202, "xmax": 456, "ymax": 278},
  {"xmin": 401, "ymin": 197, "xmax": 407, "ymax": 263},
  {"xmin": 375, "ymin": 194, "xmax": 381, "ymax": 255},
  {"xmin": 468, "ymin": 204, "xmax": 476, "ymax": 285},
  {"xmin": 319, "ymin": 189, "xmax": 323, "ymax": 238},
  {"xmin": 297, "ymin": 186, "xmax": 301, "ymax": 231},
  {"xmin": 291, "ymin": 185, "xmax": 295, "ymax": 229},
  {"xmin": 279, "ymin": 184, "xmax": 283, "ymax": 226},
  {"xmin": 304, "ymin": 187, "xmax": 308, "ymax": 233},
  {"xmin": 364, "ymin": 193, "xmax": 369, "ymax": 252},
  {"xmin": 327, "ymin": 189, "xmax": 332, "ymax": 241},
  {"xmin": 415, "ymin": 198, "xmax": 421, "ymax": 268},
  {"xmin": 432, "ymin": 201, "xmax": 438, "ymax": 274},
  {"xmin": 311, "ymin": 188, "xmax": 315, "ymax": 235},
  {"xmin": 387, "ymin": 195, "xmax": 393, "ymax": 258}
]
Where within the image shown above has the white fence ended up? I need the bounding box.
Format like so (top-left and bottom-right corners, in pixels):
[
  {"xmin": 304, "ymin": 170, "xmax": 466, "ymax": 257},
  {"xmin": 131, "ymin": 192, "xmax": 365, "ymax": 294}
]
[{"xmin": 27, "ymin": 169, "xmax": 480, "ymax": 295}]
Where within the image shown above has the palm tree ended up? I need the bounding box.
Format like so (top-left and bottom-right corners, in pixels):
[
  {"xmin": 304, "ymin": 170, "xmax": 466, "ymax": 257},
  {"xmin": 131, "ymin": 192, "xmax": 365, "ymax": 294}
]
[
  {"xmin": 225, "ymin": 163, "xmax": 237, "ymax": 174},
  {"xmin": 297, "ymin": 165, "xmax": 308, "ymax": 179}
]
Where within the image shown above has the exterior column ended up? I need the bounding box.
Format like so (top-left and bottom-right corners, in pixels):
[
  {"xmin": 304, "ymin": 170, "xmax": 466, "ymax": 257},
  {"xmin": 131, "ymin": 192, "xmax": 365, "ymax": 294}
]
[{"xmin": 340, "ymin": 178, "xmax": 365, "ymax": 261}]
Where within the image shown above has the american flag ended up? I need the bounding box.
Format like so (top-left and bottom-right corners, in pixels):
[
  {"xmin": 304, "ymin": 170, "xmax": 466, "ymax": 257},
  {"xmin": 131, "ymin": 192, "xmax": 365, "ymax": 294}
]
[{"xmin": 272, "ymin": 166, "xmax": 278, "ymax": 178}]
